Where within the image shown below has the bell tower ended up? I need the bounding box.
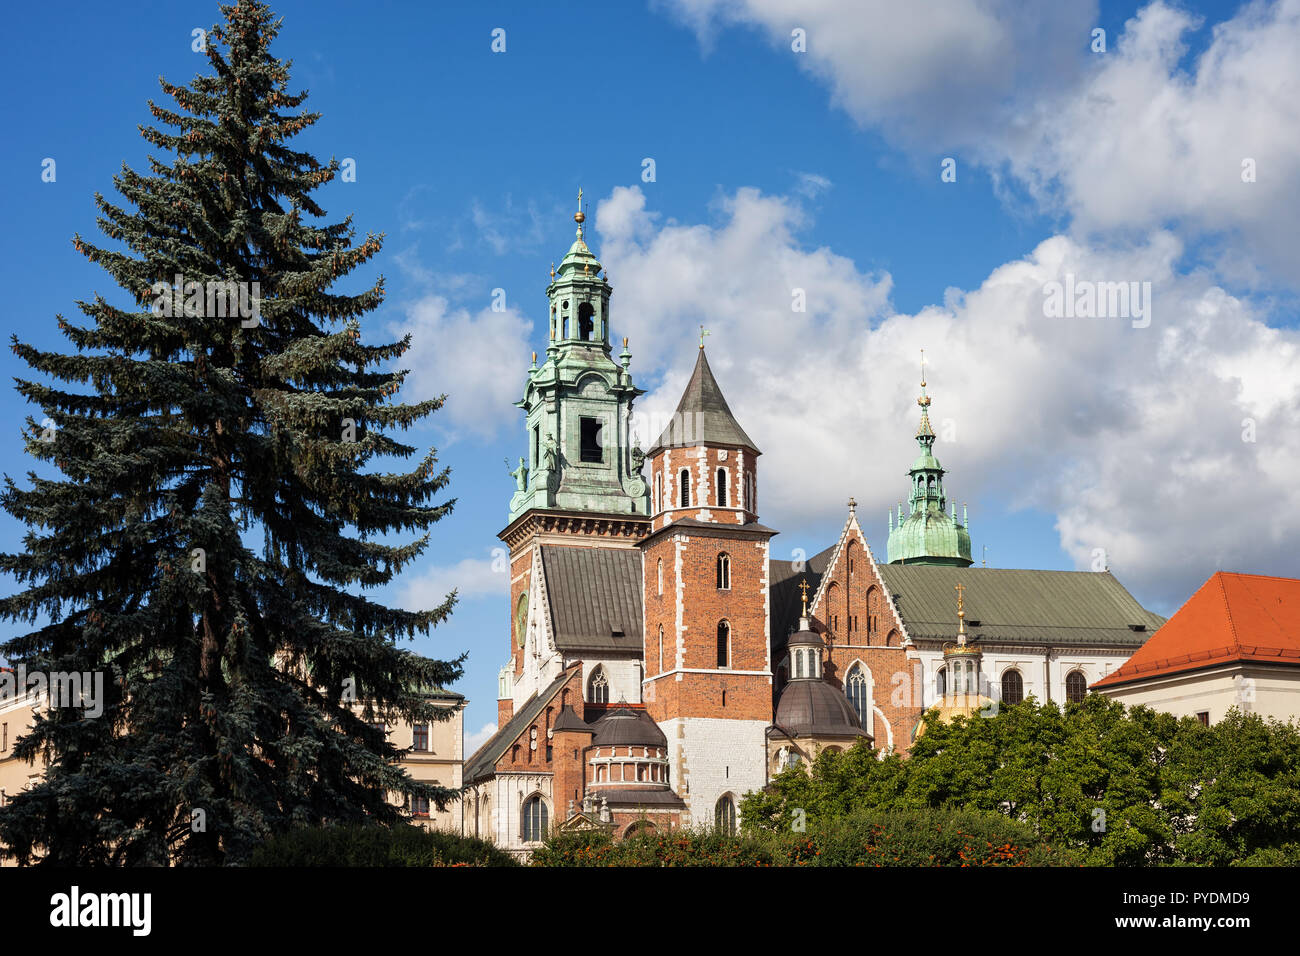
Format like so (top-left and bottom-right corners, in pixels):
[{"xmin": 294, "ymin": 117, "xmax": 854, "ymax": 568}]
[
  {"xmin": 639, "ymin": 343, "xmax": 774, "ymax": 829},
  {"xmin": 506, "ymin": 190, "xmax": 649, "ymax": 523}
]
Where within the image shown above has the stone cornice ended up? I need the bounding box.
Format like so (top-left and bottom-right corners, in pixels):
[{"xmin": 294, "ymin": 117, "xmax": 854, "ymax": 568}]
[{"xmin": 499, "ymin": 508, "xmax": 652, "ymax": 551}]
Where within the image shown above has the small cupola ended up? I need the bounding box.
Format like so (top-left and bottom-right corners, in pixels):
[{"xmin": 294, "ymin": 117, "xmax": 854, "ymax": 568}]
[{"xmin": 787, "ymin": 578, "xmax": 824, "ymax": 680}]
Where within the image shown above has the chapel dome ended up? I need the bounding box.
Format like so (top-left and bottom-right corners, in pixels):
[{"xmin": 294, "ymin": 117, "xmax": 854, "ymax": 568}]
[
  {"xmin": 591, "ymin": 706, "xmax": 667, "ymax": 748},
  {"xmin": 774, "ymin": 680, "xmax": 869, "ymax": 739}
]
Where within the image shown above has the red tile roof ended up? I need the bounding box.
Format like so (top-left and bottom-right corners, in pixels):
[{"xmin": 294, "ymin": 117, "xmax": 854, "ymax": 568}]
[{"xmin": 1093, "ymin": 572, "xmax": 1300, "ymax": 689}]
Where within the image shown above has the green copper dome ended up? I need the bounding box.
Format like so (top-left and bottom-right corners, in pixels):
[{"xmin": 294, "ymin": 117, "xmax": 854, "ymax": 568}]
[{"xmin": 886, "ymin": 370, "xmax": 973, "ymax": 567}]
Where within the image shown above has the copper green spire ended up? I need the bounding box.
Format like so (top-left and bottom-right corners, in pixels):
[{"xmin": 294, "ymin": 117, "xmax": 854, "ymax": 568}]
[
  {"xmin": 886, "ymin": 354, "xmax": 973, "ymax": 567},
  {"xmin": 506, "ymin": 193, "xmax": 649, "ymax": 522}
]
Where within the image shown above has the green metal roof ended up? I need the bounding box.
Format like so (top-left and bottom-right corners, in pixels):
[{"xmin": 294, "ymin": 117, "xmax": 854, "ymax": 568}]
[{"xmin": 877, "ymin": 565, "xmax": 1166, "ymax": 648}]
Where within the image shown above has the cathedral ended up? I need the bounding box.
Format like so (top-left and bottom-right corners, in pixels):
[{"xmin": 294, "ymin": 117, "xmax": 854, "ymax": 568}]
[{"xmin": 462, "ymin": 200, "xmax": 1166, "ymax": 854}]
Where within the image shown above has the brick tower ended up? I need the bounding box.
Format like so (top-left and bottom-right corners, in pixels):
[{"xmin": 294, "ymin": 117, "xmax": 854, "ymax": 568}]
[
  {"xmin": 496, "ymin": 192, "xmax": 651, "ymax": 725},
  {"xmin": 640, "ymin": 345, "xmax": 775, "ymax": 830}
]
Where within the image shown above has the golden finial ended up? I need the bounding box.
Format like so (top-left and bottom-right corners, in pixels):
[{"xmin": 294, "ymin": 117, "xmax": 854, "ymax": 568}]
[
  {"xmin": 575, "ymin": 187, "xmax": 585, "ymax": 225},
  {"xmin": 622, "ymin": 336, "xmax": 628, "ymax": 348},
  {"xmin": 798, "ymin": 578, "xmax": 810, "ymax": 617},
  {"xmin": 550, "ymin": 261, "xmax": 555, "ymax": 280},
  {"xmin": 955, "ymin": 582, "xmax": 966, "ymax": 640},
  {"xmin": 531, "ymin": 351, "xmax": 537, "ymax": 365},
  {"xmin": 918, "ymin": 348, "xmax": 931, "ymax": 408}
]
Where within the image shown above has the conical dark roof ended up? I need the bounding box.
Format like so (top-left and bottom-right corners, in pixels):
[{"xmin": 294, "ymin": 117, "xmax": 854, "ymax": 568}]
[{"xmin": 649, "ymin": 349, "xmax": 758, "ymax": 454}]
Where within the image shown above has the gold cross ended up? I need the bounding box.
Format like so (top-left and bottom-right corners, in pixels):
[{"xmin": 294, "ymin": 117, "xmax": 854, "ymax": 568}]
[
  {"xmin": 798, "ymin": 578, "xmax": 810, "ymax": 616},
  {"xmin": 955, "ymin": 582, "xmax": 965, "ymax": 613}
]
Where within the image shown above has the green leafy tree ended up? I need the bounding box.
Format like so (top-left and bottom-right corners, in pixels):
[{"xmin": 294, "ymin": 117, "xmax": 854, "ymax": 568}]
[
  {"xmin": 741, "ymin": 696, "xmax": 1300, "ymax": 866},
  {"xmin": 0, "ymin": 0, "xmax": 459, "ymax": 865}
]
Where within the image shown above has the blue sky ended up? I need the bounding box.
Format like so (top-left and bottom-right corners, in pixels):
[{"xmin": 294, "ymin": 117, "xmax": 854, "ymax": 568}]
[{"xmin": 4, "ymin": 0, "xmax": 1298, "ymax": 748}]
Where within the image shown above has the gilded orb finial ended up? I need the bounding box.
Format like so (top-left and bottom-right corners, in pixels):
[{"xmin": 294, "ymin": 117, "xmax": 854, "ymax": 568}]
[
  {"xmin": 575, "ymin": 187, "xmax": 585, "ymax": 225},
  {"xmin": 798, "ymin": 578, "xmax": 811, "ymax": 618}
]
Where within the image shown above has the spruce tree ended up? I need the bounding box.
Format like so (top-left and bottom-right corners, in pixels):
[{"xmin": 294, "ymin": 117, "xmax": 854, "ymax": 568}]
[{"xmin": 0, "ymin": 0, "xmax": 460, "ymax": 865}]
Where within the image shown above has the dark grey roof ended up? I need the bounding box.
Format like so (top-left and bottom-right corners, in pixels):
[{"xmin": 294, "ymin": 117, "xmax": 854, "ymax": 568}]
[
  {"xmin": 877, "ymin": 565, "xmax": 1166, "ymax": 648},
  {"xmin": 591, "ymin": 706, "xmax": 667, "ymax": 747},
  {"xmin": 463, "ymin": 669, "xmax": 572, "ymax": 784},
  {"xmin": 541, "ymin": 545, "xmax": 644, "ymax": 653},
  {"xmin": 551, "ymin": 705, "xmax": 592, "ymax": 734},
  {"xmin": 770, "ymin": 544, "xmax": 836, "ymax": 654},
  {"xmin": 594, "ymin": 788, "xmax": 687, "ymax": 809},
  {"xmin": 648, "ymin": 349, "xmax": 759, "ymax": 454},
  {"xmin": 773, "ymin": 679, "xmax": 870, "ymax": 739}
]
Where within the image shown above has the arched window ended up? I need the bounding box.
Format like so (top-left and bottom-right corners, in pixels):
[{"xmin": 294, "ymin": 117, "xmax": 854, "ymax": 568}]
[
  {"xmin": 716, "ymin": 621, "xmax": 730, "ymax": 668},
  {"xmin": 715, "ymin": 794, "xmax": 737, "ymax": 835},
  {"xmin": 936, "ymin": 666, "xmax": 947, "ymax": 698},
  {"xmin": 1065, "ymin": 670, "xmax": 1088, "ymax": 703},
  {"xmin": 588, "ymin": 667, "xmax": 609, "ymax": 704},
  {"xmin": 578, "ymin": 301, "xmax": 594, "ymax": 340},
  {"xmin": 522, "ymin": 795, "xmax": 548, "ymax": 842},
  {"xmin": 658, "ymin": 625, "xmax": 664, "ymax": 671},
  {"xmin": 716, "ymin": 552, "xmax": 730, "ymax": 590},
  {"xmin": 716, "ymin": 467, "xmax": 728, "ymax": 506},
  {"xmin": 657, "ymin": 558, "xmax": 663, "ymax": 596},
  {"xmin": 846, "ymin": 665, "xmax": 870, "ymax": 726},
  {"xmin": 679, "ymin": 469, "xmax": 691, "ymax": 508},
  {"xmin": 654, "ymin": 473, "xmax": 662, "ymax": 513},
  {"xmin": 1001, "ymin": 669, "xmax": 1024, "ymax": 705},
  {"xmin": 793, "ymin": 648, "xmax": 804, "ymax": 679}
]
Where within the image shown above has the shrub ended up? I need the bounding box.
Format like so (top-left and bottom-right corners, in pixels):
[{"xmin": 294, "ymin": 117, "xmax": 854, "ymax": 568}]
[
  {"xmin": 248, "ymin": 823, "xmax": 519, "ymax": 867},
  {"xmin": 530, "ymin": 808, "xmax": 1069, "ymax": 867}
]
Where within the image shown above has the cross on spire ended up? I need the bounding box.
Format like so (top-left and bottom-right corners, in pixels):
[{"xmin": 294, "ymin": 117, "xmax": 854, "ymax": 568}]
[
  {"xmin": 798, "ymin": 578, "xmax": 810, "ymax": 617},
  {"xmin": 699, "ymin": 325, "xmax": 711, "ymax": 349}
]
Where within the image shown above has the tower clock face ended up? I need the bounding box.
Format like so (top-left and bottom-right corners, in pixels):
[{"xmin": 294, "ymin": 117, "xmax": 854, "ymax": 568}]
[{"xmin": 515, "ymin": 592, "xmax": 529, "ymax": 647}]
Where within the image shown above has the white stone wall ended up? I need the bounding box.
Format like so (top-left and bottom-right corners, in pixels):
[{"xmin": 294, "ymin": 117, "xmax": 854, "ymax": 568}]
[
  {"xmin": 915, "ymin": 645, "xmax": 1136, "ymax": 707},
  {"xmin": 659, "ymin": 716, "xmax": 768, "ymax": 829},
  {"xmin": 580, "ymin": 656, "xmax": 643, "ymax": 706},
  {"xmin": 1097, "ymin": 664, "xmax": 1300, "ymax": 724}
]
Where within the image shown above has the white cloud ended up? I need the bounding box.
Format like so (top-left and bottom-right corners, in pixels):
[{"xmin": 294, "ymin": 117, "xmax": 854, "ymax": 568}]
[
  {"xmin": 389, "ymin": 293, "xmax": 531, "ymax": 439},
  {"xmin": 660, "ymin": 0, "xmax": 1300, "ymax": 286},
  {"xmin": 595, "ymin": 185, "xmax": 1300, "ymax": 606},
  {"xmin": 465, "ymin": 721, "xmax": 498, "ymax": 755},
  {"xmin": 396, "ymin": 555, "xmax": 509, "ymax": 611}
]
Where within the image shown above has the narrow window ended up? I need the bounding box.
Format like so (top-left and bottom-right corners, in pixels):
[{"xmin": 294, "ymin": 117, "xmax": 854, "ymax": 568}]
[
  {"xmin": 1001, "ymin": 669, "xmax": 1024, "ymax": 705},
  {"xmin": 793, "ymin": 649, "xmax": 804, "ymax": 679},
  {"xmin": 679, "ymin": 469, "xmax": 691, "ymax": 507},
  {"xmin": 716, "ymin": 552, "xmax": 730, "ymax": 590},
  {"xmin": 658, "ymin": 625, "xmax": 664, "ymax": 671},
  {"xmin": 716, "ymin": 621, "xmax": 730, "ymax": 668},
  {"xmin": 936, "ymin": 666, "xmax": 947, "ymax": 698},
  {"xmin": 531, "ymin": 426, "xmax": 539, "ymax": 470},
  {"xmin": 846, "ymin": 666, "xmax": 869, "ymax": 726},
  {"xmin": 715, "ymin": 795, "xmax": 737, "ymax": 836},
  {"xmin": 588, "ymin": 668, "xmax": 609, "ymax": 704},
  {"xmin": 578, "ymin": 302, "xmax": 595, "ymax": 340},
  {"xmin": 580, "ymin": 417, "xmax": 602, "ymax": 463},
  {"xmin": 1065, "ymin": 670, "xmax": 1088, "ymax": 703},
  {"xmin": 412, "ymin": 723, "xmax": 429, "ymax": 752},
  {"xmin": 657, "ymin": 558, "xmax": 663, "ymax": 595},
  {"xmin": 522, "ymin": 796, "xmax": 549, "ymax": 842},
  {"xmin": 716, "ymin": 467, "xmax": 728, "ymax": 506},
  {"xmin": 654, "ymin": 473, "xmax": 662, "ymax": 513}
]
